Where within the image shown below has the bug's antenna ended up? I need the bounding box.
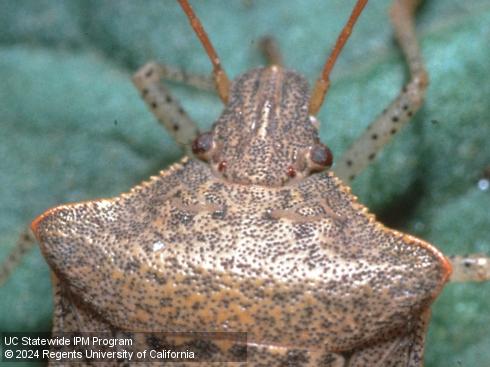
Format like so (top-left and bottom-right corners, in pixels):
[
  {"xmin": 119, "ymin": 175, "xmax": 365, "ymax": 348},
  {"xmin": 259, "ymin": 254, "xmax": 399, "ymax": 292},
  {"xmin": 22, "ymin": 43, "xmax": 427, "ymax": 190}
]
[
  {"xmin": 309, "ymin": 0, "xmax": 368, "ymax": 115},
  {"xmin": 178, "ymin": 0, "xmax": 230, "ymax": 104}
]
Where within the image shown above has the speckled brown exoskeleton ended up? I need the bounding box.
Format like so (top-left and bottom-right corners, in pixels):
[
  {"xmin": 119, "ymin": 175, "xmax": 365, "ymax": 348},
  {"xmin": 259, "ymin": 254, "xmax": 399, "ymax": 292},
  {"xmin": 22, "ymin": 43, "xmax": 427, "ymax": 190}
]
[{"xmin": 1, "ymin": 0, "xmax": 489, "ymax": 366}]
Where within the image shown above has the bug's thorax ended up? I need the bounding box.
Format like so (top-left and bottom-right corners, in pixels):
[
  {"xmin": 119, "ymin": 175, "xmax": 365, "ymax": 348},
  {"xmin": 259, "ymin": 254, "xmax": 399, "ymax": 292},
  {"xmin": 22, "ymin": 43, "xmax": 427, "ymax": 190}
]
[{"xmin": 192, "ymin": 65, "xmax": 333, "ymax": 187}]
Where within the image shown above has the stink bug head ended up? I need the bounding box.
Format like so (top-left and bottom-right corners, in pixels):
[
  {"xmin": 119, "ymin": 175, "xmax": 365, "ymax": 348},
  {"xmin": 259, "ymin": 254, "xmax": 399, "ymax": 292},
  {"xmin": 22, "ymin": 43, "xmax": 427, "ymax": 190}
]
[{"xmin": 194, "ymin": 66, "xmax": 332, "ymax": 186}]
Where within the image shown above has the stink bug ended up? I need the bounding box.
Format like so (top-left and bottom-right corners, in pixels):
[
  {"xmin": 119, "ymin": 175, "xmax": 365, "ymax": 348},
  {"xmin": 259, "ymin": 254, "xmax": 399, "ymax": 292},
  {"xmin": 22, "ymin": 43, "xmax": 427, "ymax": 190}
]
[{"xmin": 0, "ymin": 0, "xmax": 490, "ymax": 367}]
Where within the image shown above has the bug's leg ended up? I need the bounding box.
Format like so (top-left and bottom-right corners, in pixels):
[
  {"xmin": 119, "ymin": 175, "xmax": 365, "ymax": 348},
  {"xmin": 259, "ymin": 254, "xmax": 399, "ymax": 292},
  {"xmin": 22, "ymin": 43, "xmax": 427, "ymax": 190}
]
[
  {"xmin": 448, "ymin": 254, "xmax": 490, "ymax": 282},
  {"xmin": 144, "ymin": 62, "xmax": 215, "ymax": 92},
  {"xmin": 259, "ymin": 36, "xmax": 284, "ymax": 66},
  {"xmin": 334, "ymin": 0, "xmax": 428, "ymax": 183},
  {"xmin": 0, "ymin": 227, "xmax": 36, "ymax": 286},
  {"xmin": 347, "ymin": 309, "xmax": 430, "ymax": 366},
  {"xmin": 132, "ymin": 62, "xmax": 213, "ymax": 152}
]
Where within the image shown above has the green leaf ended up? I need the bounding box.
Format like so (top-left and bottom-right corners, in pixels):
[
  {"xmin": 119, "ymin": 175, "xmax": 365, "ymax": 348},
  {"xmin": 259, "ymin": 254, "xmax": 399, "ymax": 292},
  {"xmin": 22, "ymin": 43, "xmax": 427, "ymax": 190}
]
[{"xmin": 1, "ymin": 1, "xmax": 489, "ymax": 366}]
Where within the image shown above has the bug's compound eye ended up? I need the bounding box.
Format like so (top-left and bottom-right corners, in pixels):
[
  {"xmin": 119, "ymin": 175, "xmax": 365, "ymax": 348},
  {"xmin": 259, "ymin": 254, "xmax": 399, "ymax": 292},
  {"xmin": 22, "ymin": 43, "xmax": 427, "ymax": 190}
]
[
  {"xmin": 192, "ymin": 132, "xmax": 214, "ymax": 160},
  {"xmin": 307, "ymin": 143, "xmax": 333, "ymax": 171}
]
